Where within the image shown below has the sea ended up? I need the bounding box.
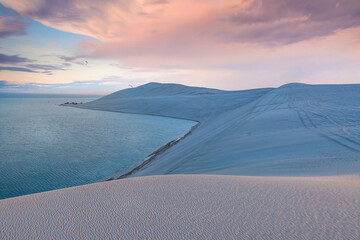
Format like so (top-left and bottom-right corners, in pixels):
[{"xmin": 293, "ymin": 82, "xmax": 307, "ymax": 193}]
[{"xmin": 0, "ymin": 93, "xmax": 195, "ymax": 199}]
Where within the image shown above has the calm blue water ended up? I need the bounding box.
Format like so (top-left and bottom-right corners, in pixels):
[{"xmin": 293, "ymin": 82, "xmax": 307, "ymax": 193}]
[{"xmin": 0, "ymin": 94, "xmax": 195, "ymax": 199}]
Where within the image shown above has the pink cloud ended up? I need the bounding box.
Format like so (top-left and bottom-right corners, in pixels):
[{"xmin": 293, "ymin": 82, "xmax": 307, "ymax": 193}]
[
  {"xmin": 0, "ymin": 16, "xmax": 29, "ymax": 38},
  {"xmin": 2, "ymin": 0, "xmax": 360, "ymax": 89},
  {"xmin": 1, "ymin": 0, "xmax": 139, "ymax": 41},
  {"xmin": 3, "ymin": 0, "xmax": 360, "ymax": 43},
  {"xmin": 48, "ymin": 42, "xmax": 57, "ymax": 47},
  {"xmin": 4, "ymin": 0, "xmax": 360, "ymax": 66}
]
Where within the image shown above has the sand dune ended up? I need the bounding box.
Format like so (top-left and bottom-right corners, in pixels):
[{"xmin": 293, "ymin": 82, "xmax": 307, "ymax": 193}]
[
  {"xmin": 81, "ymin": 83, "xmax": 360, "ymax": 177},
  {"xmin": 2, "ymin": 83, "xmax": 360, "ymax": 239},
  {"xmin": 1, "ymin": 175, "xmax": 359, "ymax": 240}
]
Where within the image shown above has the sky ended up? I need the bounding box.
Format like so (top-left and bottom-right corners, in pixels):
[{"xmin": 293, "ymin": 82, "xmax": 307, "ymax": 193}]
[{"xmin": 0, "ymin": 0, "xmax": 359, "ymax": 94}]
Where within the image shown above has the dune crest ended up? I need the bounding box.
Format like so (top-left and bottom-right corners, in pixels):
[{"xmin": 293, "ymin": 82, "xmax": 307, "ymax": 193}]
[{"xmin": 80, "ymin": 83, "xmax": 360, "ymax": 177}]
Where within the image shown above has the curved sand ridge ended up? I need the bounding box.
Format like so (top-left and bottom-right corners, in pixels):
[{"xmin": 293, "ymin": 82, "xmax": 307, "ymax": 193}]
[
  {"xmin": 0, "ymin": 175, "xmax": 359, "ymax": 239},
  {"xmin": 81, "ymin": 83, "xmax": 360, "ymax": 177}
]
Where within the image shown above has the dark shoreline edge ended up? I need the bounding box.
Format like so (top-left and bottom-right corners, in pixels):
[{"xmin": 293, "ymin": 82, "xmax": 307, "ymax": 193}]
[
  {"xmin": 109, "ymin": 122, "xmax": 200, "ymax": 180},
  {"xmin": 62, "ymin": 104, "xmax": 201, "ymax": 180}
]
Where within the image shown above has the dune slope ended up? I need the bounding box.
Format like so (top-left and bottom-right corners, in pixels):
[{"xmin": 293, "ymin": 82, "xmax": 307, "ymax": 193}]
[
  {"xmin": 80, "ymin": 83, "xmax": 360, "ymax": 177},
  {"xmin": 0, "ymin": 175, "xmax": 359, "ymax": 240}
]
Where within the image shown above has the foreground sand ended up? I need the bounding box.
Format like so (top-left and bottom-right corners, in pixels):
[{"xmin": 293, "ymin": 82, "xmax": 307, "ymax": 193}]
[{"xmin": 1, "ymin": 175, "xmax": 359, "ymax": 239}]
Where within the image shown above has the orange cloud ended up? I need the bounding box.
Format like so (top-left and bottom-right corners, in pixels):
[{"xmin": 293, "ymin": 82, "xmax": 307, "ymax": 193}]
[{"xmin": 48, "ymin": 42, "xmax": 57, "ymax": 47}]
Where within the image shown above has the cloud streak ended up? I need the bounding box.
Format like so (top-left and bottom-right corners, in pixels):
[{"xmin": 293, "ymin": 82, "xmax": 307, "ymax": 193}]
[
  {"xmin": 0, "ymin": 53, "xmax": 32, "ymax": 64},
  {"xmin": 0, "ymin": 66, "xmax": 36, "ymax": 72},
  {"xmin": 0, "ymin": 53, "xmax": 66, "ymax": 74},
  {"xmin": 0, "ymin": 0, "xmax": 138, "ymax": 40},
  {"xmin": 223, "ymin": 0, "xmax": 360, "ymax": 44},
  {"xmin": 0, "ymin": 80, "xmax": 17, "ymax": 88},
  {"xmin": 0, "ymin": 75, "xmax": 139, "ymax": 94},
  {"xmin": 25, "ymin": 64, "xmax": 65, "ymax": 71},
  {"xmin": 0, "ymin": 16, "xmax": 29, "ymax": 38}
]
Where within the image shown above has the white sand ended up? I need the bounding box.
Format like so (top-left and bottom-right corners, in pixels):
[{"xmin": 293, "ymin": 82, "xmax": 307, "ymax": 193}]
[
  {"xmin": 82, "ymin": 83, "xmax": 360, "ymax": 177},
  {"xmin": 2, "ymin": 83, "xmax": 360, "ymax": 239},
  {"xmin": 0, "ymin": 175, "xmax": 359, "ymax": 239}
]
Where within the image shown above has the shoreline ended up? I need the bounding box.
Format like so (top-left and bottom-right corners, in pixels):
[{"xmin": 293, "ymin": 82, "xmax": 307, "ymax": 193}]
[
  {"xmin": 63, "ymin": 83, "xmax": 360, "ymax": 177},
  {"xmin": 66, "ymin": 104, "xmax": 201, "ymax": 180},
  {"xmin": 111, "ymin": 122, "xmax": 200, "ymax": 180}
]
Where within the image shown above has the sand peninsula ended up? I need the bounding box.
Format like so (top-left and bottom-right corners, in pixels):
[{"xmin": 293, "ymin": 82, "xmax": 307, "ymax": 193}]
[{"xmin": 1, "ymin": 83, "xmax": 360, "ymax": 239}]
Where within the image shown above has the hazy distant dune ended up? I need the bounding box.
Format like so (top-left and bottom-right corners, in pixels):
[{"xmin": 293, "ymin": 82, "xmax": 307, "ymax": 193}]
[{"xmin": 81, "ymin": 82, "xmax": 272, "ymax": 122}]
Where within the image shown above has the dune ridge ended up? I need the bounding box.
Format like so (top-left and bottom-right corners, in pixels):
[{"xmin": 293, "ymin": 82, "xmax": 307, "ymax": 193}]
[{"xmin": 80, "ymin": 83, "xmax": 360, "ymax": 177}]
